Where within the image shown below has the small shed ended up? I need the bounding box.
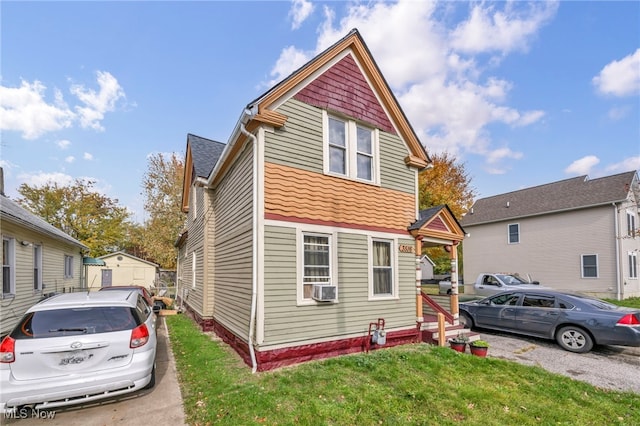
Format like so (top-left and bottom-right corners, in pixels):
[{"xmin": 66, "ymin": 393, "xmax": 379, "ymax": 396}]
[
  {"xmin": 86, "ymin": 251, "xmax": 159, "ymax": 291},
  {"xmin": 419, "ymin": 255, "xmax": 435, "ymax": 281}
]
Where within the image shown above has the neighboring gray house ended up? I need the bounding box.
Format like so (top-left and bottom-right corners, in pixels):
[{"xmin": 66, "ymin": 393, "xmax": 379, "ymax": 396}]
[
  {"xmin": 1, "ymin": 172, "xmax": 87, "ymax": 336},
  {"xmin": 461, "ymin": 171, "xmax": 639, "ymax": 300}
]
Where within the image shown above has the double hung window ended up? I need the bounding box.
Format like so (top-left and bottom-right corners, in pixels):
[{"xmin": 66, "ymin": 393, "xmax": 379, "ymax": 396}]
[
  {"xmin": 64, "ymin": 255, "xmax": 74, "ymax": 279},
  {"xmin": 2, "ymin": 237, "xmax": 15, "ymax": 296},
  {"xmin": 303, "ymin": 234, "xmax": 331, "ymax": 300},
  {"xmin": 581, "ymin": 254, "xmax": 598, "ymax": 278},
  {"xmin": 508, "ymin": 223, "xmax": 519, "ymax": 244},
  {"xmin": 372, "ymin": 240, "xmax": 393, "ymax": 296},
  {"xmin": 325, "ymin": 113, "xmax": 378, "ymax": 183}
]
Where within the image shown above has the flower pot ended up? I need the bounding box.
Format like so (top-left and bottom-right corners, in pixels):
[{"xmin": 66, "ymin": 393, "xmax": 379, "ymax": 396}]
[
  {"xmin": 469, "ymin": 344, "xmax": 488, "ymax": 357},
  {"xmin": 449, "ymin": 340, "xmax": 467, "ymax": 353}
]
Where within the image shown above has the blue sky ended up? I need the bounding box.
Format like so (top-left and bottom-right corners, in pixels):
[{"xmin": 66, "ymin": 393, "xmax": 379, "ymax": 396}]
[{"xmin": 2, "ymin": 1, "xmax": 639, "ymax": 223}]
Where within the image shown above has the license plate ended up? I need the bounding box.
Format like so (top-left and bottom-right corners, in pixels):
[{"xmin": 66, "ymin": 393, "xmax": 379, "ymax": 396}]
[{"xmin": 59, "ymin": 351, "xmax": 93, "ymax": 366}]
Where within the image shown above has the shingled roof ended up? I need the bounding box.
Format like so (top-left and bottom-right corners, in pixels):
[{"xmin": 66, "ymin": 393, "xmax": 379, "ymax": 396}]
[
  {"xmin": 461, "ymin": 170, "xmax": 638, "ymax": 226},
  {"xmin": 187, "ymin": 133, "xmax": 226, "ymax": 178},
  {"xmin": 1, "ymin": 195, "xmax": 87, "ymax": 249}
]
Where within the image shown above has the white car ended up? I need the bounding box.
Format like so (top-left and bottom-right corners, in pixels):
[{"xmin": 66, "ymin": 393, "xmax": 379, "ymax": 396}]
[{"xmin": 0, "ymin": 290, "xmax": 157, "ymax": 413}]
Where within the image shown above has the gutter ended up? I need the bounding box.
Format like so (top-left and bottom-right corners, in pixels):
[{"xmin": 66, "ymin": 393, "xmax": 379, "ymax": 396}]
[
  {"xmin": 240, "ymin": 110, "xmax": 259, "ymax": 373},
  {"xmin": 613, "ymin": 202, "xmax": 621, "ymax": 300},
  {"xmin": 206, "ymin": 105, "xmax": 258, "ymax": 188}
]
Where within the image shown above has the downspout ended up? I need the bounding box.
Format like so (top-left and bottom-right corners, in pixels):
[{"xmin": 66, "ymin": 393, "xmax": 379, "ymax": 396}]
[
  {"xmin": 613, "ymin": 203, "xmax": 621, "ymax": 300},
  {"xmin": 240, "ymin": 112, "xmax": 259, "ymax": 373}
]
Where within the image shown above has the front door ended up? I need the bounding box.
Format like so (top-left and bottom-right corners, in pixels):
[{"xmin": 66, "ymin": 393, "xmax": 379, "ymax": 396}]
[{"xmin": 101, "ymin": 269, "xmax": 112, "ymax": 287}]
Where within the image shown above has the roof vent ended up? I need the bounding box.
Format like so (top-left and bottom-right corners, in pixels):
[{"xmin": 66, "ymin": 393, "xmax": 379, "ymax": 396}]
[{"xmin": 506, "ymin": 201, "xmax": 510, "ymax": 208}]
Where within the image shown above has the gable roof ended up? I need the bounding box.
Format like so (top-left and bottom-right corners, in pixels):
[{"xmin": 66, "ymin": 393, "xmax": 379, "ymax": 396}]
[
  {"xmin": 205, "ymin": 28, "xmax": 430, "ymax": 189},
  {"xmin": 1, "ymin": 195, "xmax": 87, "ymax": 249},
  {"xmin": 181, "ymin": 133, "xmax": 226, "ymax": 212},
  {"xmin": 409, "ymin": 204, "xmax": 466, "ymax": 242},
  {"xmin": 461, "ymin": 170, "xmax": 638, "ymax": 226},
  {"xmin": 98, "ymin": 251, "xmax": 159, "ymax": 268}
]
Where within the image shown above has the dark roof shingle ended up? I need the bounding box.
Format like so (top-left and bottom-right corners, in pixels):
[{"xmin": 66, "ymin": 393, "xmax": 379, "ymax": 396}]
[
  {"xmin": 461, "ymin": 171, "xmax": 638, "ymax": 226},
  {"xmin": 188, "ymin": 133, "xmax": 226, "ymax": 178}
]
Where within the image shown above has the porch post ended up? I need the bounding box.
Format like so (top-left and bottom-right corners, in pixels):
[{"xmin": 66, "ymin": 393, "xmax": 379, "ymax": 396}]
[
  {"xmin": 449, "ymin": 241, "xmax": 459, "ymax": 316},
  {"xmin": 415, "ymin": 236, "xmax": 423, "ymax": 322}
]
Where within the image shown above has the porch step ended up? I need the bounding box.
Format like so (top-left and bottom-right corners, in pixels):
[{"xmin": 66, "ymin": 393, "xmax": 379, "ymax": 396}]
[{"xmin": 420, "ymin": 317, "xmax": 481, "ymax": 345}]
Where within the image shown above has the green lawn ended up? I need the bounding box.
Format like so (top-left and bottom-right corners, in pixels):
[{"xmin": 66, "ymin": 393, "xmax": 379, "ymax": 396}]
[{"xmin": 166, "ymin": 314, "xmax": 640, "ymax": 426}]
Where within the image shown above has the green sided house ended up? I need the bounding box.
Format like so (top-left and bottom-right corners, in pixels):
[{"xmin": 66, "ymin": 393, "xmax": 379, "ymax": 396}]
[
  {"xmin": 176, "ymin": 30, "xmax": 466, "ymax": 371},
  {"xmin": 1, "ymin": 171, "xmax": 87, "ymax": 336}
]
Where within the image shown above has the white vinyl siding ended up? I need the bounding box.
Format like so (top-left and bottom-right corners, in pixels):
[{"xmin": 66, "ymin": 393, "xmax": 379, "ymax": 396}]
[
  {"xmin": 581, "ymin": 254, "xmax": 598, "ymax": 278},
  {"xmin": 191, "ymin": 251, "xmax": 196, "ymax": 288}
]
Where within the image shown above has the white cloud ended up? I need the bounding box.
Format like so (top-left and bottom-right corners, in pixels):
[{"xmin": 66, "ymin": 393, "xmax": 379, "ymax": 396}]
[
  {"xmin": 0, "ymin": 70, "xmax": 126, "ymax": 140},
  {"xmin": 450, "ymin": 1, "xmax": 558, "ymax": 54},
  {"xmin": 593, "ymin": 49, "xmax": 640, "ymax": 97},
  {"xmin": 65, "ymin": 156, "xmax": 75, "ymax": 163},
  {"xmin": 565, "ymin": 156, "xmax": 600, "ymax": 175},
  {"xmin": 56, "ymin": 139, "xmax": 72, "ymax": 149},
  {"xmin": 268, "ymin": 1, "xmax": 555, "ymax": 172},
  {"xmin": 17, "ymin": 171, "xmax": 75, "ymax": 188},
  {"xmin": 0, "ymin": 80, "xmax": 75, "ymax": 139},
  {"xmin": 83, "ymin": 152, "xmax": 93, "ymax": 161},
  {"xmin": 289, "ymin": 0, "xmax": 314, "ymax": 30},
  {"xmin": 70, "ymin": 71, "xmax": 125, "ymax": 131},
  {"xmin": 605, "ymin": 156, "xmax": 640, "ymax": 174}
]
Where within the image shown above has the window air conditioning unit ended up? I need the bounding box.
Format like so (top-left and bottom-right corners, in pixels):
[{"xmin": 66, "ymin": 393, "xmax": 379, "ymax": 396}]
[{"xmin": 312, "ymin": 284, "xmax": 337, "ymax": 302}]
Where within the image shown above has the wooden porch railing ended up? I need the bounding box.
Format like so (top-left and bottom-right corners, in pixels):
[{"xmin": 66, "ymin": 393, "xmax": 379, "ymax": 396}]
[{"xmin": 421, "ymin": 292, "xmax": 454, "ymax": 325}]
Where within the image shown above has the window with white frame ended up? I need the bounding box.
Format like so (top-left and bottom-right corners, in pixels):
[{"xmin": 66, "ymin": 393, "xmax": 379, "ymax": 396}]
[
  {"xmin": 581, "ymin": 254, "xmax": 598, "ymax": 278},
  {"xmin": 33, "ymin": 244, "xmax": 43, "ymax": 291},
  {"xmin": 372, "ymin": 240, "xmax": 394, "ymax": 296},
  {"xmin": 629, "ymin": 252, "xmax": 638, "ymax": 279},
  {"xmin": 302, "ymin": 234, "xmax": 331, "ymax": 300},
  {"xmin": 508, "ymin": 223, "xmax": 520, "ymax": 244},
  {"xmin": 64, "ymin": 255, "xmax": 74, "ymax": 279},
  {"xmin": 628, "ymin": 211, "xmax": 636, "ymax": 237},
  {"xmin": 2, "ymin": 237, "xmax": 15, "ymax": 296},
  {"xmin": 192, "ymin": 251, "xmax": 197, "ymax": 288},
  {"xmin": 324, "ymin": 112, "xmax": 378, "ymax": 183}
]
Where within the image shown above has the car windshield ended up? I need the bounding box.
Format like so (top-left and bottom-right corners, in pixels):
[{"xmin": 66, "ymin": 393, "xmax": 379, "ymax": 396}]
[
  {"xmin": 496, "ymin": 274, "xmax": 528, "ymax": 285},
  {"xmin": 11, "ymin": 307, "xmax": 141, "ymax": 339}
]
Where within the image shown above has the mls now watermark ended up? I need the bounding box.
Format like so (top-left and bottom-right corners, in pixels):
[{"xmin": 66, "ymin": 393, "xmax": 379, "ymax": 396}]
[{"xmin": 4, "ymin": 407, "xmax": 56, "ymax": 420}]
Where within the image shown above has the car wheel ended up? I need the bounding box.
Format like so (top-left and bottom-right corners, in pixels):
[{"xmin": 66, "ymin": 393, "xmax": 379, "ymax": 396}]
[
  {"xmin": 556, "ymin": 326, "xmax": 593, "ymax": 353},
  {"xmin": 144, "ymin": 363, "xmax": 156, "ymax": 390},
  {"xmin": 459, "ymin": 311, "xmax": 473, "ymax": 329}
]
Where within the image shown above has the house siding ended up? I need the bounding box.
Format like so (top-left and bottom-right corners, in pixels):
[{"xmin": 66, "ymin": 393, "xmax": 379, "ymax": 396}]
[
  {"xmin": 463, "ymin": 205, "xmax": 620, "ymax": 297},
  {"xmin": 1, "ymin": 222, "xmax": 83, "ymax": 336},
  {"xmin": 213, "ymin": 141, "xmax": 254, "ymax": 341},
  {"xmin": 262, "ymin": 224, "xmax": 416, "ymax": 349},
  {"xmin": 182, "ymin": 184, "xmax": 207, "ymax": 317},
  {"xmin": 266, "ymin": 99, "xmax": 414, "ymax": 195}
]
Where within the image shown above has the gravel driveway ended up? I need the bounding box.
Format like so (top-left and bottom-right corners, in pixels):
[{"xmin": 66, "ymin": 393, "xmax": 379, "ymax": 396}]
[{"xmin": 481, "ymin": 331, "xmax": 640, "ymax": 394}]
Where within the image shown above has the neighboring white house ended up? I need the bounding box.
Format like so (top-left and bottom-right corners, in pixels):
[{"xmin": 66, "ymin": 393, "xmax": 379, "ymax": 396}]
[
  {"xmin": 461, "ymin": 171, "xmax": 640, "ymax": 300},
  {"xmin": 419, "ymin": 255, "xmax": 435, "ymax": 281},
  {"xmin": 1, "ymin": 170, "xmax": 87, "ymax": 336},
  {"xmin": 86, "ymin": 251, "xmax": 159, "ymax": 291}
]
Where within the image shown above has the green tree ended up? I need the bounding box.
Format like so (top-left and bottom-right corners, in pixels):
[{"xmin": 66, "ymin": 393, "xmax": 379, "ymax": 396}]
[
  {"xmin": 418, "ymin": 152, "xmax": 476, "ymax": 274},
  {"xmin": 140, "ymin": 152, "xmax": 185, "ymax": 269},
  {"xmin": 17, "ymin": 179, "xmax": 132, "ymax": 257}
]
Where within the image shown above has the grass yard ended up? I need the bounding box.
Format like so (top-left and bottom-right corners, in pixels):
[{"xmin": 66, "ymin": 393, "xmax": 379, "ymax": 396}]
[{"xmin": 167, "ymin": 314, "xmax": 640, "ymax": 426}]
